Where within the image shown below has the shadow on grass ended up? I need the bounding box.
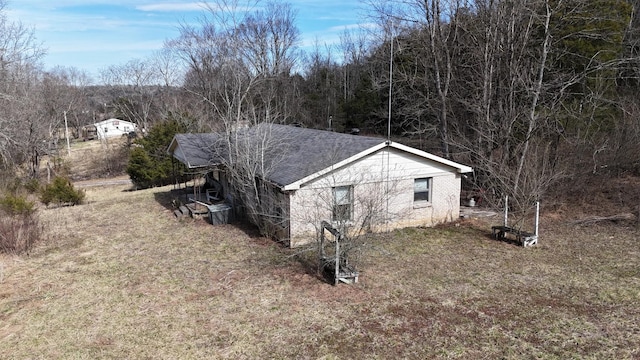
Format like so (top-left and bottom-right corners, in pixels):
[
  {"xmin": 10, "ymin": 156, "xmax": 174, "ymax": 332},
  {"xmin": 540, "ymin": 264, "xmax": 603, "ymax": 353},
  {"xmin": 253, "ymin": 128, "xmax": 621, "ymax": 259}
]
[
  {"xmin": 150, "ymin": 186, "xmax": 332, "ymax": 284},
  {"xmin": 493, "ymin": 236, "xmax": 523, "ymax": 247},
  {"xmin": 295, "ymin": 249, "xmax": 331, "ymax": 282},
  {"xmin": 152, "ymin": 187, "xmax": 191, "ymax": 212},
  {"xmin": 483, "ymin": 231, "xmax": 526, "ymax": 247},
  {"xmin": 151, "ymin": 186, "xmax": 271, "ymax": 238},
  {"xmin": 453, "ymin": 219, "xmax": 527, "ymax": 247}
]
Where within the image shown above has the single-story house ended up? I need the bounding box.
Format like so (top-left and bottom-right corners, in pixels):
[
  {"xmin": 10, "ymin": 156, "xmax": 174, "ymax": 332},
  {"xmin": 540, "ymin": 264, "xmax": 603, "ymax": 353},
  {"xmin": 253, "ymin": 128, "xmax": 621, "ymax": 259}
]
[
  {"xmin": 95, "ymin": 118, "xmax": 137, "ymax": 140},
  {"xmin": 167, "ymin": 124, "xmax": 473, "ymax": 247}
]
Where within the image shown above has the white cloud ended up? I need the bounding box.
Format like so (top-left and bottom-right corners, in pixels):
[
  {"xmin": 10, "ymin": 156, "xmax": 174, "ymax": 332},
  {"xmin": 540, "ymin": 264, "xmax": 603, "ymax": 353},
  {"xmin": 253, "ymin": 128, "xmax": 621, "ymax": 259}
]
[
  {"xmin": 137, "ymin": 1, "xmax": 255, "ymax": 13},
  {"xmin": 3, "ymin": 0, "xmax": 370, "ymax": 79},
  {"xmin": 136, "ymin": 2, "xmax": 208, "ymax": 12},
  {"xmin": 327, "ymin": 22, "xmax": 377, "ymax": 32},
  {"xmin": 48, "ymin": 38, "xmax": 165, "ymax": 54}
]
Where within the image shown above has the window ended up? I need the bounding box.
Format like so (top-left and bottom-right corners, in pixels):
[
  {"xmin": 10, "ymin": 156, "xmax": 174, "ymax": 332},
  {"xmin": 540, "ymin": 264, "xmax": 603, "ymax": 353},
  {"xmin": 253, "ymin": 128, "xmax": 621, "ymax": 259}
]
[
  {"xmin": 333, "ymin": 186, "xmax": 352, "ymax": 221},
  {"xmin": 414, "ymin": 178, "xmax": 431, "ymax": 203}
]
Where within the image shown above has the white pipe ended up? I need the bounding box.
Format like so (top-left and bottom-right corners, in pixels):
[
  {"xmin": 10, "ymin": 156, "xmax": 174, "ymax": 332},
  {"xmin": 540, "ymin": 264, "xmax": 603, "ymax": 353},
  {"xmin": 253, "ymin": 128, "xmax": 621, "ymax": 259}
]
[
  {"xmin": 387, "ymin": 28, "xmax": 393, "ymax": 142},
  {"xmin": 504, "ymin": 195, "xmax": 509, "ymax": 227},
  {"xmin": 535, "ymin": 201, "xmax": 540, "ymax": 236}
]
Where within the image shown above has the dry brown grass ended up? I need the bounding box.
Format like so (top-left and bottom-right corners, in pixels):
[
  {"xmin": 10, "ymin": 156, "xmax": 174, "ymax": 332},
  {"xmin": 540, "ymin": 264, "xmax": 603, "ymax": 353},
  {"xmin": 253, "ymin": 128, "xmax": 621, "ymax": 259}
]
[
  {"xmin": 63, "ymin": 138, "xmax": 130, "ymax": 180},
  {"xmin": 1, "ymin": 183, "xmax": 639, "ymax": 359}
]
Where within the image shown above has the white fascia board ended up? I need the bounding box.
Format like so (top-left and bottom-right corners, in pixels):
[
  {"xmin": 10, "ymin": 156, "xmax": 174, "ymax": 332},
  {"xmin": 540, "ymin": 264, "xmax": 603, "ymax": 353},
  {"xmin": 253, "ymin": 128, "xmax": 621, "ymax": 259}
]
[
  {"xmin": 389, "ymin": 142, "xmax": 474, "ymax": 174},
  {"xmin": 167, "ymin": 136, "xmax": 189, "ymax": 165},
  {"xmin": 176, "ymin": 144, "xmax": 192, "ymax": 168},
  {"xmin": 167, "ymin": 136, "xmax": 196, "ymax": 169},
  {"xmin": 283, "ymin": 142, "xmax": 388, "ymax": 191},
  {"xmin": 282, "ymin": 141, "xmax": 473, "ymax": 191},
  {"xmin": 167, "ymin": 136, "xmax": 178, "ymax": 155}
]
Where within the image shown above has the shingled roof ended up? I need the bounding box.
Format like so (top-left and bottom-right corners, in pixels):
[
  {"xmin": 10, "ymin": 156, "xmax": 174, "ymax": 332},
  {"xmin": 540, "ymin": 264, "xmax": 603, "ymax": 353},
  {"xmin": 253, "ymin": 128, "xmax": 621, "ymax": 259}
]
[
  {"xmin": 168, "ymin": 125, "xmax": 384, "ymax": 182},
  {"xmin": 168, "ymin": 124, "xmax": 472, "ymax": 189},
  {"xmin": 167, "ymin": 133, "xmax": 222, "ymax": 169},
  {"xmin": 251, "ymin": 124, "xmax": 386, "ymax": 187}
]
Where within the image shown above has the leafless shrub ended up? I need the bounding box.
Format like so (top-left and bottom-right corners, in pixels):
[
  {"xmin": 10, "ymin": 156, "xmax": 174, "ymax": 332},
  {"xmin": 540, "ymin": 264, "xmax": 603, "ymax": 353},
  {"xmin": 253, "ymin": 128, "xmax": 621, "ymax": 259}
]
[
  {"xmin": 610, "ymin": 99, "xmax": 640, "ymax": 176},
  {"xmin": 0, "ymin": 212, "xmax": 44, "ymax": 254}
]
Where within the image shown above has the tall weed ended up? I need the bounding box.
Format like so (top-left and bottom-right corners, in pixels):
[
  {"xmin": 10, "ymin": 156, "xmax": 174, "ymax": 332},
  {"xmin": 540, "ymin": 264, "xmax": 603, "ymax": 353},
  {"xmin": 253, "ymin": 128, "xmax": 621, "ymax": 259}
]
[{"xmin": 0, "ymin": 212, "xmax": 44, "ymax": 254}]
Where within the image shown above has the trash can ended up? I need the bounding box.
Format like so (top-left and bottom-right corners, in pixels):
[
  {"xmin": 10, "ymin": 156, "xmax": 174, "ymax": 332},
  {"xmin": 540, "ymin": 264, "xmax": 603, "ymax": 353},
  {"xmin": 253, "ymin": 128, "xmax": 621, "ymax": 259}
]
[{"xmin": 208, "ymin": 203, "xmax": 233, "ymax": 225}]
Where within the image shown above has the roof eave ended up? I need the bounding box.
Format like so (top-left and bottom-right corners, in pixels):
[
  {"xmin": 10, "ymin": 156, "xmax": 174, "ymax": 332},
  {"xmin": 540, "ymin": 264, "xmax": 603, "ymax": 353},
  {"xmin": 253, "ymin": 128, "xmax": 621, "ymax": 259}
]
[
  {"xmin": 166, "ymin": 134, "xmax": 224, "ymax": 170},
  {"xmin": 389, "ymin": 142, "xmax": 473, "ymax": 173},
  {"xmin": 282, "ymin": 141, "xmax": 473, "ymax": 190},
  {"xmin": 167, "ymin": 136, "xmax": 179, "ymax": 155}
]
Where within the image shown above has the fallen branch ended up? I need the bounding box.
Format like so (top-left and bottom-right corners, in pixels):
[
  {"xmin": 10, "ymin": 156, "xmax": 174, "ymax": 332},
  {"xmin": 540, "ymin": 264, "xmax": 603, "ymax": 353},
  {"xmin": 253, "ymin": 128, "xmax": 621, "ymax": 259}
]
[{"xmin": 571, "ymin": 213, "xmax": 636, "ymax": 225}]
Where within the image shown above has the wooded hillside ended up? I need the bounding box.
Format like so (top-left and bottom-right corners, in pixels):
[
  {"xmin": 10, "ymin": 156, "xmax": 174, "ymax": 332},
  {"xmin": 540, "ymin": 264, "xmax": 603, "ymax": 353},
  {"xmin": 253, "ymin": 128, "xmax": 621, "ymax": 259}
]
[{"xmin": 1, "ymin": 0, "xmax": 639, "ymax": 213}]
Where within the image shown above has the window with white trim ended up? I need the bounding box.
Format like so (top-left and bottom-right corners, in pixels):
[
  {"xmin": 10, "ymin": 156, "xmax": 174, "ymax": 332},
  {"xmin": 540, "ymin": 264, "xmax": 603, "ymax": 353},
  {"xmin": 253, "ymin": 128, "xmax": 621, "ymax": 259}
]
[
  {"xmin": 414, "ymin": 178, "xmax": 432, "ymax": 203},
  {"xmin": 332, "ymin": 186, "xmax": 353, "ymax": 221}
]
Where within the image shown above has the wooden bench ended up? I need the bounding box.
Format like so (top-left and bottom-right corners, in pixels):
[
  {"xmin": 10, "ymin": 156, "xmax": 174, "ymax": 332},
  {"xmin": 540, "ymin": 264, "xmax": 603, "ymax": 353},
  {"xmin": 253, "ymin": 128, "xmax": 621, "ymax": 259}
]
[{"xmin": 492, "ymin": 225, "xmax": 538, "ymax": 247}]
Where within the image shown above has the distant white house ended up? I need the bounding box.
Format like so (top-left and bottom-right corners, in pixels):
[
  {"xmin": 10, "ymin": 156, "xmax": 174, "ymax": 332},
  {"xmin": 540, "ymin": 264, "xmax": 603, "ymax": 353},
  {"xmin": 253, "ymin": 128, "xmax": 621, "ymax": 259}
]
[{"xmin": 95, "ymin": 118, "xmax": 137, "ymax": 140}]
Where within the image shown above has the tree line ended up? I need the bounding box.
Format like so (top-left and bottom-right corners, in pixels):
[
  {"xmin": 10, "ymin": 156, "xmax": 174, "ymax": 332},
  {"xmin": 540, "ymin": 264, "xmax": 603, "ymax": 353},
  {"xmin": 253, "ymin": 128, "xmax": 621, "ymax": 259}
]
[{"xmin": 1, "ymin": 0, "xmax": 639, "ymax": 211}]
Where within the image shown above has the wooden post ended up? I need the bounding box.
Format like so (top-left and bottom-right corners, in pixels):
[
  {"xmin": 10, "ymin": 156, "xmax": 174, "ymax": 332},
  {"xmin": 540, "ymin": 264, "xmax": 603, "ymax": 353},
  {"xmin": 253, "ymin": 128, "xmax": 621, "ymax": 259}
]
[
  {"xmin": 318, "ymin": 228, "xmax": 324, "ymax": 276},
  {"xmin": 320, "ymin": 228, "xmax": 325, "ymax": 258},
  {"xmin": 334, "ymin": 234, "xmax": 340, "ymax": 286},
  {"xmin": 320, "ymin": 222, "xmax": 344, "ymax": 285},
  {"xmin": 504, "ymin": 195, "xmax": 509, "ymax": 227}
]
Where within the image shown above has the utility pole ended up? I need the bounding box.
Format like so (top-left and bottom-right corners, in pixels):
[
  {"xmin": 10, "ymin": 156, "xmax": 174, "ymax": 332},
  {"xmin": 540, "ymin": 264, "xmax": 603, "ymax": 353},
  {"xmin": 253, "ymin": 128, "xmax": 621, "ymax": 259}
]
[
  {"xmin": 64, "ymin": 111, "xmax": 71, "ymax": 156},
  {"xmin": 387, "ymin": 28, "xmax": 393, "ymax": 142}
]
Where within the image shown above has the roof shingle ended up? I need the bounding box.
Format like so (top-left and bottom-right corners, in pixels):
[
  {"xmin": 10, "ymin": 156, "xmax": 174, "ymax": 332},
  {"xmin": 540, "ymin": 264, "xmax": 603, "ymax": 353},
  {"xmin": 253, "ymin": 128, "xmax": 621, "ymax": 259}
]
[
  {"xmin": 168, "ymin": 124, "xmax": 385, "ymax": 186},
  {"xmin": 251, "ymin": 124, "xmax": 385, "ymax": 186}
]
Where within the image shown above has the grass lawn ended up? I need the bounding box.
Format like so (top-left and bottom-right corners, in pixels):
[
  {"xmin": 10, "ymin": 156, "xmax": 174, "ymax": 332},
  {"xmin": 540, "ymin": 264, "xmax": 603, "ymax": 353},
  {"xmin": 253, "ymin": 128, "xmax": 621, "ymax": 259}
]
[{"xmin": 1, "ymin": 183, "xmax": 639, "ymax": 359}]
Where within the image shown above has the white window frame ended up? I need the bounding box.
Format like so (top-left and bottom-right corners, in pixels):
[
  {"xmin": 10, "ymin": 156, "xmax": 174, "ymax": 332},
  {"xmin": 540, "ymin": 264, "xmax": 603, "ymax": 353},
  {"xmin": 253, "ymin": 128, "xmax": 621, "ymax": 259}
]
[
  {"xmin": 414, "ymin": 177, "xmax": 432, "ymax": 204},
  {"xmin": 332, "ymin": 185, "xmax": 353, "ymax": 222}
]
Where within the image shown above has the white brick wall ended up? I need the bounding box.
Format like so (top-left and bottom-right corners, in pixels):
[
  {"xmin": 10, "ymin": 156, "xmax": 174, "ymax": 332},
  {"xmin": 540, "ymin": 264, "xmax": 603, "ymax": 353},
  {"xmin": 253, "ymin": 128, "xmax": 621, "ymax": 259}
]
[{"xmin": 285, "ymin": 147, "xmax": 464, "ymax": 247}]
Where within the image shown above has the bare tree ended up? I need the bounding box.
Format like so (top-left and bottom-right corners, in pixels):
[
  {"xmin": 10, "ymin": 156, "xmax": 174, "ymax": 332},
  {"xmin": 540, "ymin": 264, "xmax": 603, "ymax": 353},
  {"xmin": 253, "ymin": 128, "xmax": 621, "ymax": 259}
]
[
  {"xmin": 367, "ymin": 0, "xmax": 468, "ymax": 157},
  {"xmin": 237, "ymin": 1, "xmax": 301, "ymax": 123},
  {"xmin": 150, "ymin": 49, "xmax": 185, "ymax": 88},
  {"xmin": 301, "ymin": 40, "xmax": 342, "ymax": 128},
  {"xmin": 167, "ymin": 0, "xmax": 301, "ymax": 132},
  {"xmin": 0, "ymin": 0, "xmax": 46, "ymax": 175},
  {"xmin": 41, "ymin": 66, "xmax": 93, "ymax": 141},
  {"xmin": 444, "ymin": 0, "xmax": 565, "ymax": 211},
  {"xmin": 166, "ymin": 2, "xmax": 307, "ymax": 238},
  {"xmin": 339, "ymin": 28, "xmax": 371, "ymax": 102},
  {"xmin": 100, "ymin": 58, "xmax": 161, "ymax": 132},
  {"xmin": 456, "ymin": 0, "xmax": 633, "ymax": 209},
  {"xmin": 364, "ymin": 0, "xmax": 634, "ymax": 212},
  {"xmin": 221, "ymin": 123, "xmax": 291, "ymax": 234}
]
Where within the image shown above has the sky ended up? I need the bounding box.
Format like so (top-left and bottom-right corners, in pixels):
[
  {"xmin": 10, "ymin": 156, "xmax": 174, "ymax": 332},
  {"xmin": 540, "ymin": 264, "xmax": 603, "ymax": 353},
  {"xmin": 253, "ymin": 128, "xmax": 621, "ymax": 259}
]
[{"xmin": 5, "ymin": 0, "xmax": 371, "ymax": 82}]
